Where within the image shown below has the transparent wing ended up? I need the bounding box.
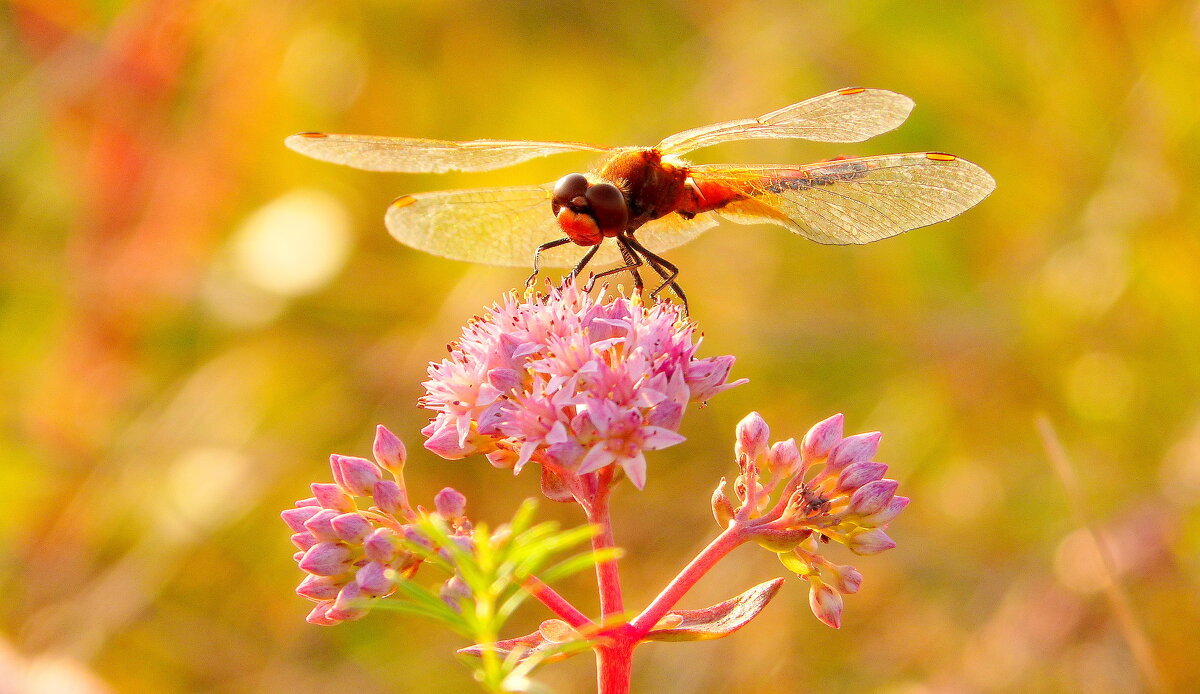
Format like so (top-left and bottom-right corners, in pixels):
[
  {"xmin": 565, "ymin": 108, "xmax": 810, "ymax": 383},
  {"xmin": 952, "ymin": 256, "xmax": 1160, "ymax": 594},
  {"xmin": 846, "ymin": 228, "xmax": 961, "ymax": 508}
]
[
  {"xmin": 285, "ymin": 133, "xmax": 611, "ymax": 173},
  {"xmin": 690, "ymin": 152, "xmax": 995, "ymax": 245},
  {"xmin": 656, "ymin": 88, "xmax": 915, "ymax": 154},
  {"xmin": 386, "ymin": 184, "xmax": 569, "ymax": 267},
  {"xmin": 629, "ymin": 211, "xmax": 721, "ymax": 256}
]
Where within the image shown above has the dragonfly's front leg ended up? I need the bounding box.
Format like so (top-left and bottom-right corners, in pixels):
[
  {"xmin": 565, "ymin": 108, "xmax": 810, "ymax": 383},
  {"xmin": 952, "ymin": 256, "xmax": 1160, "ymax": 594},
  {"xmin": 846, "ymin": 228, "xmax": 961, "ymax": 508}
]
[
  {"xmin": 526, "ymin": 237, "xmax": 572, "ymax": 288},
  {"xmin": 566, "ymin": 244, "xmax": 601, "ymax": 287}
]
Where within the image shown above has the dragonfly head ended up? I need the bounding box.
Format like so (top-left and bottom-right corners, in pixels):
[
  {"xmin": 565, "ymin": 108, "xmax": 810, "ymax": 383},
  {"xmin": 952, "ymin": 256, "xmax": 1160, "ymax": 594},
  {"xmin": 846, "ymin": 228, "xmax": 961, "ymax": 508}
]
[{"xmin": 551, "ymin": 173, "xmax": 629, "ymax": 246}]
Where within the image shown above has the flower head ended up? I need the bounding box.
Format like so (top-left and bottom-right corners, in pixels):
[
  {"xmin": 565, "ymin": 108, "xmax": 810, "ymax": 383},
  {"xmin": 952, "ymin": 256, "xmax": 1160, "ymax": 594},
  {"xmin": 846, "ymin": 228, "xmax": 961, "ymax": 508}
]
[
  {"xmin": 283, "ymin": 425, "xmax": 471, "ymax": 625},
  {"xmin": 419, "ymin": 283, "xmax": 745, "ymax": 490},
  {"xmin": 714, "ymin": 412, "xmax": 908, "ymax": 628}
]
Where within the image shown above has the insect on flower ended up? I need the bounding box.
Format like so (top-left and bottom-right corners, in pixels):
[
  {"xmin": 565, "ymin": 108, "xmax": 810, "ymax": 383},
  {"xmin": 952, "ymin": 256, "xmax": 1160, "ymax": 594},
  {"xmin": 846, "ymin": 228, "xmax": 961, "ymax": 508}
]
[{"xmin": 286, "ymin": 88, "xmax": 995, "ymax": 305}]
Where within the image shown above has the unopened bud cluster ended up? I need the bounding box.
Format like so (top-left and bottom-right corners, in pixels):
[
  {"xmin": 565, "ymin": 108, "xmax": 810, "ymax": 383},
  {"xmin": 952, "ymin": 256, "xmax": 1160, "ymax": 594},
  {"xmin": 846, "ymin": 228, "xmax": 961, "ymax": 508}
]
[
  {"xmin": 712, "ymin": 412, "xmax": 908, "ymax": 628},
  {"xmin": 282, "ymin": 425, "xmax": 472, "ymax": 625},
  {"xmin": 419, "ymin": 283, "xmax": 745, "ymax": 490}
]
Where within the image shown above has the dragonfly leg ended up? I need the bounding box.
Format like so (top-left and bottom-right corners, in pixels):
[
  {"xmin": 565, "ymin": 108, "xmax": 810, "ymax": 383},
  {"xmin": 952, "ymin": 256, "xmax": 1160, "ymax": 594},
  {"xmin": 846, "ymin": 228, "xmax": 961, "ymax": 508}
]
[
  {"xmin": 617, "ymin": 238, "xmax": 645, "ymax": 295},
  {"xmin": 623, "ymin": 234, "xmax": 688, "ymax": 313},
  {"xmin": 527, "ymin": 237, "xmax": 573, "ymax": 287},
  {"xmin": 584, "ymin": 238, "xmax": 643, "ymax": 293},
  {"xmin": 567, "ymin": 244, "xmax": 601, "ymax": 286}
]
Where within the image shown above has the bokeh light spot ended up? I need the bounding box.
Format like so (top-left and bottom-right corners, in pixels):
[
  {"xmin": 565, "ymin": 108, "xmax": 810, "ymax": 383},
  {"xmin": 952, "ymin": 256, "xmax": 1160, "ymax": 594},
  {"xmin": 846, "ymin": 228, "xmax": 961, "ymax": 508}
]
[{"xmin": 230, "ymin": 188, "xmax": 353, "ymax": 297}]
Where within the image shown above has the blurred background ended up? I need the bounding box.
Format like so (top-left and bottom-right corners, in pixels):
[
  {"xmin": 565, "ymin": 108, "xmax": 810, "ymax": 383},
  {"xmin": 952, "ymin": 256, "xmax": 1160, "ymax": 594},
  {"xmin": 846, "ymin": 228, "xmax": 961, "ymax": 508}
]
[{"xmin": 2, "ymin": 0, "xmax": 1198, "ymax": 692}]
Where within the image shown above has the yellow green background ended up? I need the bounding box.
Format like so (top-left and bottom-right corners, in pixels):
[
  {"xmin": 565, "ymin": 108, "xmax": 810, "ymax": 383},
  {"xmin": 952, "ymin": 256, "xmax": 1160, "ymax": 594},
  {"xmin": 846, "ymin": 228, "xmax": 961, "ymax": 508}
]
[{"xmin": 2, "ymin": 1, "xmax": 1198, "ymax": 692}]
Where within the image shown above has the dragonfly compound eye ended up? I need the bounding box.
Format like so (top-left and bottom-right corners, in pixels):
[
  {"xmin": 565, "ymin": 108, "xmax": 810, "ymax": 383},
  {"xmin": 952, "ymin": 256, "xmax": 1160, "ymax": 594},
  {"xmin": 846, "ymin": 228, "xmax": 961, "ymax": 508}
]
[
  {"xmin": 584, "ymin": 182, "xmax": 628, "ymax": 236},
  {"xmin": 551, "ymin": 173, "xmax": 590, "ymax": 213}
]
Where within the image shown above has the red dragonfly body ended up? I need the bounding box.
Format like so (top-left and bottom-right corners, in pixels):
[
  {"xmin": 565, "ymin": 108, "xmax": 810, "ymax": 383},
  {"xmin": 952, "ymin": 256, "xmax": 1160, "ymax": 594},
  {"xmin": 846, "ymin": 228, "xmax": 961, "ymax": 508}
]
[{"xmin": 287, "ymin": 87, "xmax": 995, "ymax": 299}]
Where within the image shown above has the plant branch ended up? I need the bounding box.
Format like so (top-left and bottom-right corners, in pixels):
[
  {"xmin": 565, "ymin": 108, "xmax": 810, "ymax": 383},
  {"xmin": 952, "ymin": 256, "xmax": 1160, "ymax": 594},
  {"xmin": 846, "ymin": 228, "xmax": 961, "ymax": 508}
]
[
  {"xmin": 629, "ymin": 524, "xmax": 747, "ymax": 635},
  {"xmin": 586, "ymin": 468, "xmax": 624, "ymax": 620},
  {"xmin": 521, "ymin": 576, "xmax": 594, "ymax": 629}
]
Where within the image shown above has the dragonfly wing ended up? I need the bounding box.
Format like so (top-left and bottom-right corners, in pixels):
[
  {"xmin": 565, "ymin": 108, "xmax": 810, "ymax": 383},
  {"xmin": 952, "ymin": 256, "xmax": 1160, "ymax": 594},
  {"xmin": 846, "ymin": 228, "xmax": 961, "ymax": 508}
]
[
  {"xmin": 630, "ymin": 211, "xmax": 721, "ymax": 256},
  {"xmin": 657, "ymin": 88, "xmax": 914, "ymax": 154},
  {"xmin": 691, "ymin": 153, "xmax": 995, "ymax": 245},
  {"xmin": 385, "ymin": 184, "xmax": 620, "ymax": 268},
  {"xmin": 286, "ymin": 133, "xmax": 611, "ymax": 173}
]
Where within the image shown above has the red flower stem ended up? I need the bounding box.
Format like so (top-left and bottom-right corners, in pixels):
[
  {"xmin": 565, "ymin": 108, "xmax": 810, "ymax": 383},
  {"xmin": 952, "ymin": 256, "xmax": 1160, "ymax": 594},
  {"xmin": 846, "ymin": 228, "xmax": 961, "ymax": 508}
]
[
  {"xmin": 521, "ymin": 576, "xmax": 593, "ymax": 629},
  {"xmin": 587, "ymin": 469, "xmax": 624, "ymax": 620},
  {"xmin": 595, "ymin": 629, "xmax": 636, "ymax": 694},
  {"xmin": 629, "ymin": 524, "xmax": 747, "ymax": 635}
]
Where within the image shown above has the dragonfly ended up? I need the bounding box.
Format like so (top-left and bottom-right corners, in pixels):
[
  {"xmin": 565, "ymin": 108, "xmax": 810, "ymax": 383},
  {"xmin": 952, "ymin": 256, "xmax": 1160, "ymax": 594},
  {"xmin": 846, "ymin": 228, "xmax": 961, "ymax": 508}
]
[{"xmin": 286, "ymin": 87, "xmax": 995, "ymax": 305}]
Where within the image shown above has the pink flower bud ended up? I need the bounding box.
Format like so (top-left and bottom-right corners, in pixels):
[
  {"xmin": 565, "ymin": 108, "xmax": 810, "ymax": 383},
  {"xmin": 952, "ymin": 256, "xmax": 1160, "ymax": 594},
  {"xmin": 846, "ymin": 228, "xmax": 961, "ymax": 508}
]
[
  {"xmin": 801, "ymin": 413, "xmax": 844, "ymax": 462},
  {"xmin": 711, "ymin": 478, "xmax": 735, "ymax": 526},
  {"xmin": 310, "ymin": 483, "xmax": 355, "ymax": 512},
  {"xmin": 281, "ymin": 506, "xmax": 321, "ymax": 532},
  {"xmin": 485, "ymin": 448, "xmax": 520, "ymax": 469},
  {"xmin": 355, "ymin": 562, "xmax": 393, "ymax": 597},
  {"xmin": 828, "ymin": 564, "xmax": 863, "ymax": 595},
  {"xmin": 735, "ymin": 411, "xmax": 770, "ymax": 462},
  {"xmin": 302, "ymin": 509, "xmax": 341, "ymax": 542},
  {"xmin": 808, "ymin": 578, "xmax": 844, "ymax": 629},
  {"xmin": 372, "ymin": 425, "xmax": 407, "ymax": 475},
  {"xmin": 423, "ymin": 420, "xmax": 479, "ymax": 460},
  {"xmin": 861, "ymin": 495, "xmax": 910, "ymax": 525},
  {"xmin": 296, "ymin": 574, "xmax": 342, "ymax": 601},
  {"xmin": 847, "ymin": 527, "xmax": 897, "ymax": 555},
  {"xmin": 332, "ymin": 455, "xmax": 383, "ymax": 497},
  {"xmin": 291, "ymin": 532, "xmax": 317, "ymax": 551},
  {"xmin": 434, "ymin": 487, "xmax": 467, "ymax": 519},
  {"xmin": 331, "ymin": 512, "xmax": 372, "ymax": 543},
  {"xmin": 486, "ymin": 367, "xmax": 523, "ymax": 394},
  {"xmin": 647, "ymin": 401, "xmax": 684, "ymax": 430},
  {"xmin": 363, "ymin": 527, "xmax": 399, "ymax": 562},
  {"xmin": 298, "ymin": 541, "xmax": 354, "ymax": 576},
  {"xmin": 836, "ymin": 461, "xmax": 888, "ymax": 492},
  {"xmin": 329, "ymin": 582, "xmax": 369, "ymax": 622},
  {"xmin": 847, "ymin": 479, "xmax": 899, "ymax": 517},
  {"xmin": 305, "ymin": 601, "xmax": 339, "ymax": 625},
  {"xmin": 372, "ymin": 479, "xmax": 410, "ymax": 517},
  {"xmin": 440, "ymin": 575, "xmax": 472, "ymax": 608},
  {"xmin": 768, "ymin": 438, "xmax": 801, "ymax": 476},
  {"xmin": 827, "ymin": 431, "xmax": 881, "ymax": 471},
  {"xmin": 543, "ymin": 440, "xmax": 586, "ymax": 470}
]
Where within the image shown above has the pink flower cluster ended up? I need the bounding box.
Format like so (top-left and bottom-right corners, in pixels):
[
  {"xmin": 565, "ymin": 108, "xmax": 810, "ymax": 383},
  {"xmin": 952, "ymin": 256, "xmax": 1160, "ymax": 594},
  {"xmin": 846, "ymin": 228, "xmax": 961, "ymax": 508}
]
[
  {"xmin": 281, "ymin": 425, "xmax": 471, "ymax": 625},
  {"xmin": 712, "ymin": 412, "xmax": 908, "ymax": 628},
  {"xmin": 419, "ymin": 283, "xmax": 745, "ymax": 489}
]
